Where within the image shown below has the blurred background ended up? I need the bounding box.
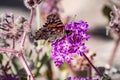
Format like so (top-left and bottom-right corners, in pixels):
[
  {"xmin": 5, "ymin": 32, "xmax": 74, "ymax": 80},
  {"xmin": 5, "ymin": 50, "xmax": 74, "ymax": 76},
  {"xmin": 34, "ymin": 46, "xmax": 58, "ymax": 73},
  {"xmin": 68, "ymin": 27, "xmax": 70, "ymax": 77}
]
[{"xmin": 0, "ymin": 0, "xmax": 120, "ymax": 80}]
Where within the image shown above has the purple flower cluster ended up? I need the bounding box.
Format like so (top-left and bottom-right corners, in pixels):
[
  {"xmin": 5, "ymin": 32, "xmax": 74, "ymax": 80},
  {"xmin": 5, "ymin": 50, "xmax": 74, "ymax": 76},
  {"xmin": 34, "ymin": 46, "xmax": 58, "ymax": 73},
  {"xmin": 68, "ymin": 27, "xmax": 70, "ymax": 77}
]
[
  {"xmin": 0, "ymin": 74, "xmax": 18, "ymax": 80},
  {"xmin": 51, "ymin": 21, "xmax": 90, "ymax": 66}
]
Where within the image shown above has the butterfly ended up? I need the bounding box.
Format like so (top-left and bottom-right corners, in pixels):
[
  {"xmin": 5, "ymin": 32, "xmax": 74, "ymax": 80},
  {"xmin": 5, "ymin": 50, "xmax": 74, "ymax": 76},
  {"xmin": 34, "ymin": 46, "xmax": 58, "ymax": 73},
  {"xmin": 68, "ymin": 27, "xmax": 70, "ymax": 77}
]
[{"xmin": 34, "ymin": 13, "xmax": 64, "ymax": 42}]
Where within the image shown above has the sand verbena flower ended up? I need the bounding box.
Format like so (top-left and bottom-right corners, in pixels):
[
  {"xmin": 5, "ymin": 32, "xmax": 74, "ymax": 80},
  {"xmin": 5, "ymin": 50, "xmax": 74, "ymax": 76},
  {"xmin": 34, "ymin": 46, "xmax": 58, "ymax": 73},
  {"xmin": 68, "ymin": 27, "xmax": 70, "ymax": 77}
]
[{"xmin": 51, "ymin": 21, "xmax": 90, "ymax": 66}]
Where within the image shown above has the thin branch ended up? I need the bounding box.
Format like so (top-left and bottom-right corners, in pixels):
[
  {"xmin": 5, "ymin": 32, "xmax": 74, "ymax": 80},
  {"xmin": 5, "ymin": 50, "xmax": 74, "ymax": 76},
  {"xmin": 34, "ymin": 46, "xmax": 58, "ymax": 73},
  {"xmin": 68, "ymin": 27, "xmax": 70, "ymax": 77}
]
[
  {"xmin": 29, "ymin": 8, "xmax": 34, "ymax": 27},
  {"xmin": 20, "ymin": 31, "xmax": 27, "ymax": 48},
  {"xmin": 18, "ymin": 51, "xmax": 34, "ymax": 80},
  {"xmin": 108, "ymin": 35, "xmax": 120, "ymax": 65},
  {"xmin": 20, "ymin": 8, "xmax": 34, "ymax": 48},
  {"xmin": 4, "ymin": 37, "xmax": 16, "ymax": 71},
  {"xmin": 0, "ymin": 3, "xmax": 35, "ymax": 80},
  {"xmin": 0, "ymin": 47, "xmax": 18, "ymax": 54},
  {"xmin": 4, "ymin": 54, "xmax": 14, "ymax": 71},
  {"xmin": 19, "ymin": 8, "xmax": 35, "ymax": 80}
]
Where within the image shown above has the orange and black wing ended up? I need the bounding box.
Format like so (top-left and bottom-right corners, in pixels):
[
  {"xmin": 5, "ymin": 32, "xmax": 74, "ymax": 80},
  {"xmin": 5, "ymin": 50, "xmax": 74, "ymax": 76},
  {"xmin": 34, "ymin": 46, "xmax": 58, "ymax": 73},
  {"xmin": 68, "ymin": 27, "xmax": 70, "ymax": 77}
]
[{"xmin": 34, "ymin": 13, "xmax": 64, "ymax": 41}]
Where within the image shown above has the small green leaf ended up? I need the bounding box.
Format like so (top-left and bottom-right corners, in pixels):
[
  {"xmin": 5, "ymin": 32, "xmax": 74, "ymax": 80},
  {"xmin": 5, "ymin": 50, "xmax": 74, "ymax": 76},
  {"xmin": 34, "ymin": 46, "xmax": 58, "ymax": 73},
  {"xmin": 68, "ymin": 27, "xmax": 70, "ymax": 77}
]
[
  {"xmin": 33, "ymin": 53, "xmax": 48, "ymax": 77},
  {"xmin": 28, "ymin": 50, "xmax": 33, "ymax": 58},
  {"xmin": 59, "ymin": 63, "xmax": 68, "ymax": 71}
]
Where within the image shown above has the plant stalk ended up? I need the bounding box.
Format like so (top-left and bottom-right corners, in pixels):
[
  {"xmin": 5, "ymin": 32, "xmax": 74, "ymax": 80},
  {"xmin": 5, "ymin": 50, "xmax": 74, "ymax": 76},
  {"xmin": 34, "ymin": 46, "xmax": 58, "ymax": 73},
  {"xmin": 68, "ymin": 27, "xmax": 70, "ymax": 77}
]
[
  {"xmin": 83, "ymin": 53, "xmax": 102, "ymax": 77},
  {"xmin": 108, "ymin": 36, "xmax": 120, "ymax": 65}
]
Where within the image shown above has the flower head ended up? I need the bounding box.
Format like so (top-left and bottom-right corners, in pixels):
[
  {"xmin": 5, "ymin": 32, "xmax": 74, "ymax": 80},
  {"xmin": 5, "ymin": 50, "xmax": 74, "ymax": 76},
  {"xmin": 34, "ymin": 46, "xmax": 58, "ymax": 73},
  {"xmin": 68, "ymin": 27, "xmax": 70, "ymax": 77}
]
[
  {"xmin": 24, "ymin": 0, "xmax": 42, "ymax": 9},
  {"xmin": 65, "ymin": 21, "xmax": 88, "ymax": 31},
  {"xmin": 107, "ymin": 6, "xmax": 120, "ymax": 35},
  {"xmin": 51, "ymin": 21, "xmax": 90, "ymax": 66},
  {"xmin": 0, "ymin": 13, "xmax": 26, "ymax": 40},
  {"xmin": 41, "ymin": 0, "xmax": 63, "ymax": 14}
]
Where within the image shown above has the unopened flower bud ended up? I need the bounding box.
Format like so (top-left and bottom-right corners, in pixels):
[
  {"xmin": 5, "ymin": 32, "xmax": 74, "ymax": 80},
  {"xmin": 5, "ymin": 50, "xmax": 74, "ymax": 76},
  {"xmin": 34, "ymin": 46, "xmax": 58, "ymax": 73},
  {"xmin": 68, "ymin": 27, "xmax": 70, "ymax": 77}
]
[{"xmin": 24, "ymin": 0, "xmax": 42, "ymax": 9}]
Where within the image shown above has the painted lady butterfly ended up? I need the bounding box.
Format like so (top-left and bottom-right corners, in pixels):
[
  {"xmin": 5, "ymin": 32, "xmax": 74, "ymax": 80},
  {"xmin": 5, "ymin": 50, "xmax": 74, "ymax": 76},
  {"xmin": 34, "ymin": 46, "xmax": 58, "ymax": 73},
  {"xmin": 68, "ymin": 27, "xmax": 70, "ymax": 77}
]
[{"xmin": 34, "ymin": 13, "xmax": 64, "ymax": 41}]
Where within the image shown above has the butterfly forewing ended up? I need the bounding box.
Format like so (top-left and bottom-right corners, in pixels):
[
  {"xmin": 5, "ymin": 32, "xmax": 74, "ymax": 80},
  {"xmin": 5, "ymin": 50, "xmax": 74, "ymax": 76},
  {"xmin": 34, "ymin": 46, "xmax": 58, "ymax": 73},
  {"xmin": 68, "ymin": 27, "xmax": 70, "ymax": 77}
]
[{"xmin": 35, "ymin": 13, "xmax": 64, "ymax": 41}]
